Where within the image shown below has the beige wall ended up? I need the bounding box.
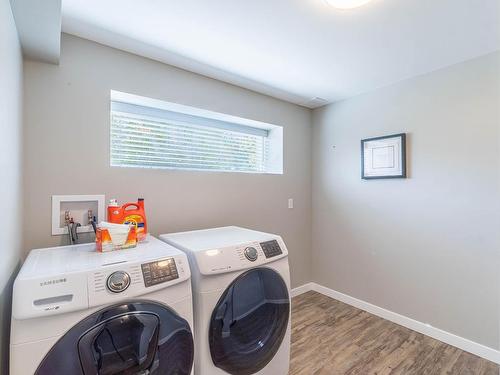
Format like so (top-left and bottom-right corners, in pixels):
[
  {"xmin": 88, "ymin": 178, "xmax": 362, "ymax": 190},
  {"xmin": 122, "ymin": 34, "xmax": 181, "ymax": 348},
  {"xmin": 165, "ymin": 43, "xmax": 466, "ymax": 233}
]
[
  {"xmin": 0, "ymin": 0, "xmax": 23, "ymax": 373},
  {"xmin": 312, "ymin": 52, "xmax": 500, "ymax": 349},
  {"xmin": 23, "ymin": 34, "xmax": 312, "ymax": 288}
]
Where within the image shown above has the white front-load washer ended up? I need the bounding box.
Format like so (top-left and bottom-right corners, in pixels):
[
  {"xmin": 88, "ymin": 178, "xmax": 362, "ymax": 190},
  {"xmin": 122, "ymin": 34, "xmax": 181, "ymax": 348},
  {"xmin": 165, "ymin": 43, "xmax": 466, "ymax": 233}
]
[
  {"xmin": 10, "ymin": 235, "xmax": 195, "ymax": 375},
  {"xmin": 160, "ymin": 226, "xmax": 291, "ymax": 375}
]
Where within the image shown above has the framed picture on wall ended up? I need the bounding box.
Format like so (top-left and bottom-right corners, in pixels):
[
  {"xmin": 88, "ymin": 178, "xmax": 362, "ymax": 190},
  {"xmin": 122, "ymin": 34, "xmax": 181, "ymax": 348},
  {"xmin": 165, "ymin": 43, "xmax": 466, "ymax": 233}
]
[{"xmin": 361, "ymin": 133, "xmax": 406, "ymax": 179}]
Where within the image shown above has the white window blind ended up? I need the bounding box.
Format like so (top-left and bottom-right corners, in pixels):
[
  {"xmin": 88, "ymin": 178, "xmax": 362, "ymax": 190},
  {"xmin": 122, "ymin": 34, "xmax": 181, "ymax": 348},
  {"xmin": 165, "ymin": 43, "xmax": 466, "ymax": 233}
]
[{"xmin": 110, "ymin": 102, "xmax": 271, "ymax": 173}]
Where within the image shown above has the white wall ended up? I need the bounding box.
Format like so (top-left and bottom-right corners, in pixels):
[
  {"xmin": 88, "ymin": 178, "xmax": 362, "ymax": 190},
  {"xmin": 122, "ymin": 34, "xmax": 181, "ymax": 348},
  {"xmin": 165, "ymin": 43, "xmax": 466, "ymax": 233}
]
[
  {"xmin": 23, "ymin": 34, "xmax": 312, "ymax": 288},
  {"xmin": 312, "ymin": 51, "xmax": 500, "ymax": 349},
  {"xmin": 0, "ymin": 0, "xmax": 23, "ymax": 373}
]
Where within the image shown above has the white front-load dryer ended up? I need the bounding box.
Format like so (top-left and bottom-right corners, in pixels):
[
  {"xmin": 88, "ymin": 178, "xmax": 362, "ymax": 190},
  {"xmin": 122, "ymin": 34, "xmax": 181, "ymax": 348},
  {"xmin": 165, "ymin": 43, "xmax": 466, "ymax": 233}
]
[
  {"xmin": 10, "ymin": 235, "xmax": 195, "ymax": 375},
  {"xmin": 160, "ymin": 226, "xmax": 291, "ymax": 375}
]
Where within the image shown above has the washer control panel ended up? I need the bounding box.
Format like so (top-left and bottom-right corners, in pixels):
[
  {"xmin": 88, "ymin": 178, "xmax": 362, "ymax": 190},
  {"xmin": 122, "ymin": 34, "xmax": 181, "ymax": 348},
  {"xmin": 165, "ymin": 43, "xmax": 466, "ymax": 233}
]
[
  {"xmin": 141, "ymin": 257, "xmax": 179, "ymax": 287},
  {"xmin": 260, "ymin": 240, "xmax": 283, "ymax": 258},
  {"xmin": 88, "ymin": 241, "xmax": 190, "ymax": 309},
  {"xmin": 106, "ymin": 271, "xmax": 131, "ymax": 293}
]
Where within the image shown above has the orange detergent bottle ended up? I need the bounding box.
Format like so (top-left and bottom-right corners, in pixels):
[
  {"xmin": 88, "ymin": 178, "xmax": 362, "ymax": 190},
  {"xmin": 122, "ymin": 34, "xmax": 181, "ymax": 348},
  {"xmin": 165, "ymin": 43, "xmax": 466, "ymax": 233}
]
[{"xmin": 107, "ymin": 198, "xmax": 148, "ymax": 241}]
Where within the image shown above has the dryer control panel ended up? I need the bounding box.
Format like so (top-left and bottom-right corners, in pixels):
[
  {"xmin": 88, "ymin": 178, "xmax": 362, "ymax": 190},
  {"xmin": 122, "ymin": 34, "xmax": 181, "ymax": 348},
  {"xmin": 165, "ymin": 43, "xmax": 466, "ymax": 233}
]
[
  {"xmin": 194, "ymin": 236, "xmax": 288, "ymax": 275},
  {"xmin": 260, "ymin": 240, "xmax": 283, "ymax": 258}
]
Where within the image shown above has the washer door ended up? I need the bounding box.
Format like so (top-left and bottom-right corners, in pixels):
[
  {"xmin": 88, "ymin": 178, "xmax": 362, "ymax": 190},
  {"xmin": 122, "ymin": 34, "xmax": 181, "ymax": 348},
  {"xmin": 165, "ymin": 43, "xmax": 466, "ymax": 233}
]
[
  {"xmin": 35, "ymin": 301, "xmax": 194, "ymax": 375},
  {"xmin": 209, "ymin": 268, "xmax": 290, "ymax": 375}
]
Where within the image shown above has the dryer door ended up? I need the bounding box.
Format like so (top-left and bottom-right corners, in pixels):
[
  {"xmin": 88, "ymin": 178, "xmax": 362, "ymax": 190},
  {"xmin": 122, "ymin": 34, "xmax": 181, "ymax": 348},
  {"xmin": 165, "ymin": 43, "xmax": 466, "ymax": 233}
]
[
  {"xmin": 35, "ymin": 301, "xmax": 194, "ymax": 375},
  {"xmin": 209, "ymin": 268, "xmax": 290, "ymax": 375}
]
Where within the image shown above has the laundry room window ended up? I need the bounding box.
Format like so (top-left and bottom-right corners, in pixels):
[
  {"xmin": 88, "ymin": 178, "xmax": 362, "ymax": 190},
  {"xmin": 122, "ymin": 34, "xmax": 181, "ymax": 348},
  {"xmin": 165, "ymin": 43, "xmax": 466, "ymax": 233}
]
[{"xmin": 110, "ymin": 91, "xmax": 283, "ymax": 174}]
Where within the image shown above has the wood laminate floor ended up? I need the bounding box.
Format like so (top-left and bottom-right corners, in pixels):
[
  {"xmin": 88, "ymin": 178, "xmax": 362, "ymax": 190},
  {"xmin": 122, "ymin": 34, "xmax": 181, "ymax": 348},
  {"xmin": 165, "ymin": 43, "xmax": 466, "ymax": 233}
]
[{"xmin": 290, "ymin": 291, "xmax": 499, "ymax": 375}]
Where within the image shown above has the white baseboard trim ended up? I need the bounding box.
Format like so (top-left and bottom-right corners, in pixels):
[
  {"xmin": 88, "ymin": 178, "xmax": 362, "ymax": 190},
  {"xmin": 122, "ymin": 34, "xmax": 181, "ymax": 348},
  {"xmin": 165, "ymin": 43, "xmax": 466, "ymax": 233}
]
[
  {"xmin": 290, "ymin": 282, "xmax": 314, "ymax": 297},
  {"xmin": 291, "ymin": 282, "xmax": 500, "ymax": 364}
]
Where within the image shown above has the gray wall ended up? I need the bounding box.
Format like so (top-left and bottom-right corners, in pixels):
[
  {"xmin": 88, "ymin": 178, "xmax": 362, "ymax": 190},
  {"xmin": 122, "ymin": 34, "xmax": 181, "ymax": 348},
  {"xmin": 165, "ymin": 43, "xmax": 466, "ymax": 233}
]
[
  {"xmin": 0, "ymin": 0, "xmax": 23, "ymax": 373},
  {"xmin": 23, "ymin": 34, "xmax": 312, "ymax": 288},
  {"xmin": 312, "ymin": 51, "xmax": 500, "ymax": 349},
  {"xmin": 18, "ymin": 24, "xmax": 500, "ymax": 361}
]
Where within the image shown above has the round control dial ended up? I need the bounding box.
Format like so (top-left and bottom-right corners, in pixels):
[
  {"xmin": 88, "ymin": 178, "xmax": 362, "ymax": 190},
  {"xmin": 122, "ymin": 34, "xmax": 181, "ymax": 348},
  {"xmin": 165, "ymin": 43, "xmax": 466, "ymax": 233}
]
[
  {"xmin": 106, "ymin": 271, "xmax": 131, "ymax": 293},
  {"xmin": 244, "ymin": 247, "xmax": 258, "ymax": 262}
]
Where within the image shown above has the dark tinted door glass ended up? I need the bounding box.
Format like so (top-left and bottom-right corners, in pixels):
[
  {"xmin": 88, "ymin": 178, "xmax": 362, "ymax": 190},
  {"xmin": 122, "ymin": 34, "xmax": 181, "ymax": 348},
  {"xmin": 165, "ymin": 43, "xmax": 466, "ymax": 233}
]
[
  {"xmin": 209, "ymin": 268, "xmax": 290, "ymax": 375},
  {"xmin": 35, "ymin": 301, "xmax": 193, "ymax": 375},
  {"xmin": 78, "ymin": 312, "xmax": 159, "ymax": 374}
]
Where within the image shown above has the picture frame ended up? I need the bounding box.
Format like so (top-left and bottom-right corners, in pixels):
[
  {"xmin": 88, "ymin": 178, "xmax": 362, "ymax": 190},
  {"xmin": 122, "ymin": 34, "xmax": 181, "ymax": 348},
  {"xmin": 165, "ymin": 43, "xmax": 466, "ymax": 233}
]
[{"xmin": 361, "ymin": 133, "xmax": 406, "ymax": 179}]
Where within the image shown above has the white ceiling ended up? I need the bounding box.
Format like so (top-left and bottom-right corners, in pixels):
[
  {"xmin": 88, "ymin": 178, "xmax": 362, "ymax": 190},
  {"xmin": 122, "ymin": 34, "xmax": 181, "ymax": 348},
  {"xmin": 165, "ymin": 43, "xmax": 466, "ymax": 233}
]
[
  {"xmin": 11, "ymin": 0, "xmax": 61, "ymax": 64},
  {"xmin": 61, "ymin": 0, "xmax": 500, "ymax": 108}
]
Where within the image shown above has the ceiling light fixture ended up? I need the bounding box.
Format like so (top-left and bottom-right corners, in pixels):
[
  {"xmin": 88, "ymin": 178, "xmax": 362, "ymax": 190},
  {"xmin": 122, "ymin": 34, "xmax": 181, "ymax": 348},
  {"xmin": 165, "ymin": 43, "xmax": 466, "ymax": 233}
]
[{"xmin": 325, "ymin": 0, "xmax": 373, "ymax": 9}]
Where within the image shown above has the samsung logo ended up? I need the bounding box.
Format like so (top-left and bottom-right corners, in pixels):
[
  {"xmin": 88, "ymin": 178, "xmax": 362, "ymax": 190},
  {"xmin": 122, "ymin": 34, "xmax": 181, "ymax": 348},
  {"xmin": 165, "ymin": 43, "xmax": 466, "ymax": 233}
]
[{"xmin": 40, "ymin": 278, "xmax": 67, "ymax": 287}]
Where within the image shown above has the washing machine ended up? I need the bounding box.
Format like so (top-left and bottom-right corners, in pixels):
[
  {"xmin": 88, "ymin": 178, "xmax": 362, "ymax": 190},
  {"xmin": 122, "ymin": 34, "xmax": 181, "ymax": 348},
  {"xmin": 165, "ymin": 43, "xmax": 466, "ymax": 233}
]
[
  {"xmin": 160, "ymin": 226, "xmax": 291, "ymax": 375},
  {"xmin": 10, "ymin": 235, "xmax": 195, "ymax": 375}
]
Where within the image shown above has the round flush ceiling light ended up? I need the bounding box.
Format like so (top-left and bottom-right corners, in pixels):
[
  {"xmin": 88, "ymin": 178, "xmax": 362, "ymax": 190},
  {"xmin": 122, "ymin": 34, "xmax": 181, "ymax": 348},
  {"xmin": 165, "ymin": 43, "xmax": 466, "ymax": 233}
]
[{"xmin": 325, "ymin": 0, "xmax": 373, "ymax": 9}]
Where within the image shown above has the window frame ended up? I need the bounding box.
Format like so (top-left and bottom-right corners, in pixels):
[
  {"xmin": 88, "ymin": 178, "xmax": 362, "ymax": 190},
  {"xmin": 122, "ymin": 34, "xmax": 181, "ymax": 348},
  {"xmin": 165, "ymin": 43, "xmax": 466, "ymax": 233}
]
[{"xmin": 109, "ymin": 91, "xmax": 283, "ymax": 175}]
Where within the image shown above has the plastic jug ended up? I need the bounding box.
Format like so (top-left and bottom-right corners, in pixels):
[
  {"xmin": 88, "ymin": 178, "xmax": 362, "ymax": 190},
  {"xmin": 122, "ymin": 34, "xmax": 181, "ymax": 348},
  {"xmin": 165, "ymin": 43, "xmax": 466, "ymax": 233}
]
[{"xmin": 107, "ymin": 198, "xmax": 148, "ymax": 241}]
